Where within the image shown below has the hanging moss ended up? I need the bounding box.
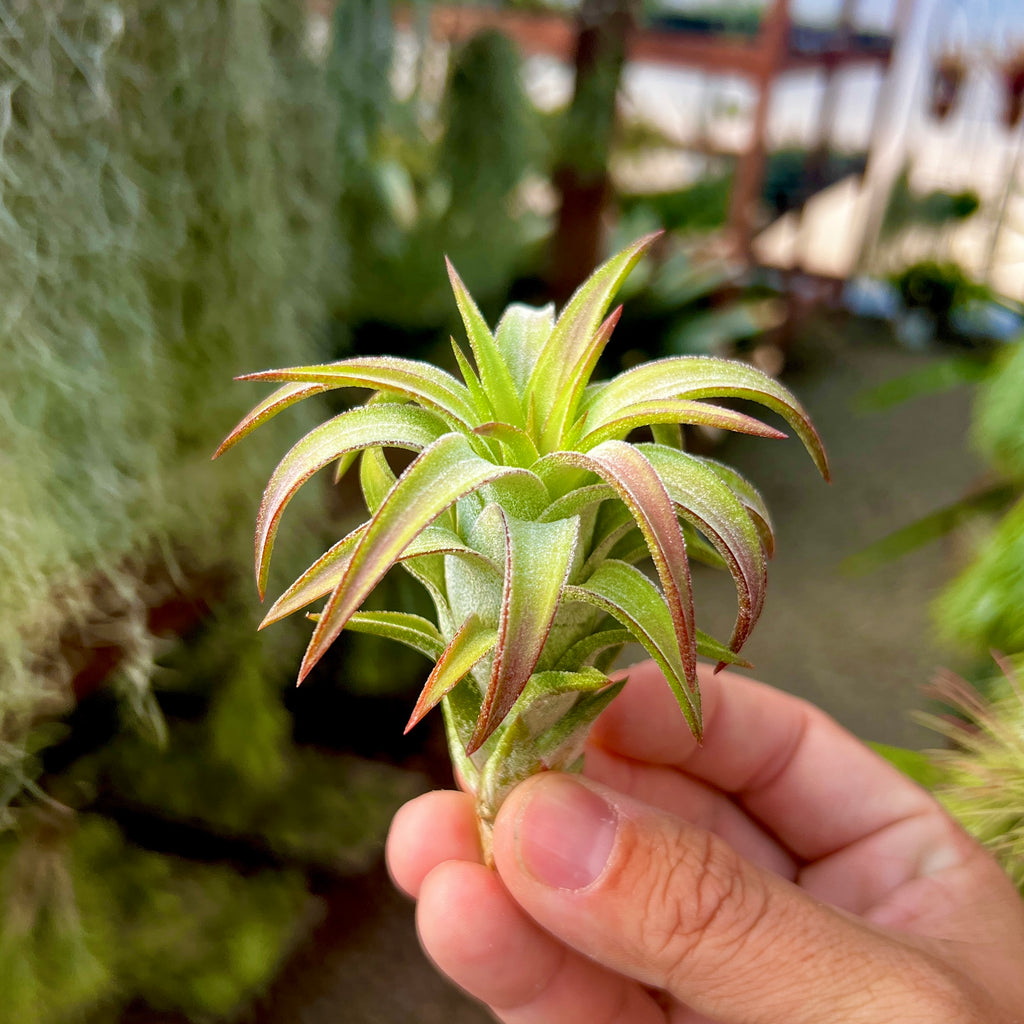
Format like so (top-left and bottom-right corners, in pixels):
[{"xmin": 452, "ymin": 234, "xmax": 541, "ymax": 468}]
[{"xmin": 0, "ymin": 0, "xmax": 339, "ymax": 816}]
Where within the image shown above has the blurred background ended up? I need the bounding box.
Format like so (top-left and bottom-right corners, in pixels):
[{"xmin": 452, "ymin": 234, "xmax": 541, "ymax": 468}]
[{"xmin": 2, "ymin": 0, "xmax": 1023, "ymax": 1020}]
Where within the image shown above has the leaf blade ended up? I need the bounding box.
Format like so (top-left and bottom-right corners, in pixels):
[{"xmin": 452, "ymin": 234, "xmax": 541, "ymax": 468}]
[
  {"xmin": 564, "ymin": 560, "xmax": 701, "ymax": 735},
  {"xmin": 298, "ymin": 433, "xmax": 541, "ymax": 682},
  {"xmin": 446, "ymin": 259, "xmax": 524, "ymax": 427},
  {"xmin": 405, "ymin": 614, "xmax": 497, "ymax": 733},
  {"xmin": 530, "ymin": 233, "xmax": 660, "ymax": 450},
  {"xmin": 538, "ymin": 440, "xmax": 698, "ymax": 699},
  {"xmin": 640, "ymin": 443, "xmax": 767, "ymax": 655},
  {"xmin": 469, "ymin": 511, "xmax": 582, "ymax": 752},
  {"xmin": 214, "ymin": 382, "xmax": 330, "ymax": 458},
  {"xmin": 240, "ymin": 356, "xmax": 478, "ymax": 429},
  {"xmin": 254, "ymin": 403, "xmax": 449, "ymax": 597},
  {"xmin": 575, "ymin": 398, "xmax": 787, "ymax": 450},
  {"xmin": 584, "ymin": 356, "xmax": 830, "ymax": 479}
]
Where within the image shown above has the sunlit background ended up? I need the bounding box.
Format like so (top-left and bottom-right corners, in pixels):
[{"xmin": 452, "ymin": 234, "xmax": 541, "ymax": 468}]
[{"xmin": 2, "ymin": 1, "xmax": 1023, "ymax": 1021}]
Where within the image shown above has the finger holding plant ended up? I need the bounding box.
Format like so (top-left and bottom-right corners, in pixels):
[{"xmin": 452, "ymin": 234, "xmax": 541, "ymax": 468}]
[{"xmin": 215, "ymin": 233, "xmax": 829, "ymax": 857}]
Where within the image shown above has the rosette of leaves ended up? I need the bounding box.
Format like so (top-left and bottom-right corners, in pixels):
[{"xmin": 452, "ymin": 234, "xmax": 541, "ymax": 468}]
[{"xmin": 217, "ymin": 234, "xmax": 828, "ymax": 847}]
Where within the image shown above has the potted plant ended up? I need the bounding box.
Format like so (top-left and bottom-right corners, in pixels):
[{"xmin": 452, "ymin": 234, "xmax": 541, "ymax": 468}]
[
  {"xmin": 1001, "ymin": 49, "xmax": 1024, "ymax": 128},
  {"xmin": 217, "ymin": 234, "xmax": 828, "ymax": 855},
  {"xmin": 931, "ymin": 51, "xmax": 966, "ymax": 121}
]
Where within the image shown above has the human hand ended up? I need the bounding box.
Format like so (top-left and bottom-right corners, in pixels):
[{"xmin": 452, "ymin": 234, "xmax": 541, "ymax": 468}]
[{"xmin": 387, "ymin": 660, "xmax": 1024, "ymax": 1023}]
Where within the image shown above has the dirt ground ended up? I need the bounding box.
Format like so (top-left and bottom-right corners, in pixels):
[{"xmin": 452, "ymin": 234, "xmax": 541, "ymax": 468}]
[{"xmin": 254, "ymin": 314, "xmax": 986, "ymax": 1023}]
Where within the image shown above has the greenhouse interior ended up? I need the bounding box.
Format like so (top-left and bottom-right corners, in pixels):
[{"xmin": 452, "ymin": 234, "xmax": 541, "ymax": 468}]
[{"xmin": 3, "ymin": 0, "xmax": 1024, "ymax": 1021}]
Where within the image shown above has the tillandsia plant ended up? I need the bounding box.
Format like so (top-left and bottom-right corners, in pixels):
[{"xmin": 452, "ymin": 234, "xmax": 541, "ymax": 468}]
[{"xmin": 216, "ymin": 234, "xmax": 829, "ymax": 855}]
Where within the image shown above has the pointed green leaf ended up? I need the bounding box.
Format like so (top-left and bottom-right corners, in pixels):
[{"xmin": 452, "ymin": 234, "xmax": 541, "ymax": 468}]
[
  {"xmin": 446, "ymin": 259, "xmax": 524, "ymax": 428},
  {"xmin": 541, "ymin": 306, "xmax": 622, "ymax": 453},
  {"xmin": 575, "ymin": 398, "xmax": 786, "ymax": 451},
  {"xmin": 359, "ymin": 445, "xmax": 396, "ymax": 515},
  {"xmin": 254, "ymin": 404, "xmax": 449, "ymax": 597},
  {"xmin": 564, "ymin": 560, "xmax": 701, "ymax": 736},
  {"xmin": 262, "ymin": 523, "xmax": 497, "ymax": 627},
  {"xmin": 240, "ymin": 355, "xmax": 478, "ymax": 430},
  {"xmin": 473, "ymin": 421, "xmax": 539, "ymax": 467},
  {"xmin": 583, "ymin": 356, "xmax": 830, "ymax": 480},
  {"xmin": 540, "ymin": 483, "xmax": 615, "ymax": 523},
  {"xmin": 214, "ymin": 382, "xmax": 329, "ymax": 458},
  {"xmin": 699, "ymin": 457, "xmax": 776, "ymax": 558},
  {"xmin": 640, "ymin": 443, "xmax": 767, "ymax": 654},
  {"xmin": 554, "ymin": 629, "xmax": 633, "ymax": 670},
  {"xmin": 531, "ymin": 233, "xmax": 660, "ymax": 450},
  {"xmin": 405, "ymin": 614, "xmax": 497, "ymax": 733},
  {"xmin": 450, "ymin": 338, "xmax": 490, "ymax": 419},
  {"xmin": 298, "ymin": 433, "xmax": 541, "ymax": 682},
  {"xmin": 537, "ymin": 440, "xmax": 697, "ymax": 696},
  {"xmin": 345, "ymin": 611, "xmax": 446, "ymax": 661},
  {"xmin": 494, "ymin": 301, "xmax": 555, "ymax": 393},
  {"xmin": 442, "ymin": 681, "xmax": 484, "ymax": 786},
  {"xmin": 262, "ymin": 525, "xmax": 365, "ymax": 627},
  {"xmin": 468, "ymin": 511, "xmax": 582, "ymax": 753}
]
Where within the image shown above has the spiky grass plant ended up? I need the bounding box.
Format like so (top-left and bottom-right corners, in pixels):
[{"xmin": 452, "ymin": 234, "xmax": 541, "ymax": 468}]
[
  {"xmin": 218, "ymin": 234, "xmax": 828, "ymax": 849},
  {"xmin": 925, "ymin": 657, "xmax": 1024, "ymax": 894}
]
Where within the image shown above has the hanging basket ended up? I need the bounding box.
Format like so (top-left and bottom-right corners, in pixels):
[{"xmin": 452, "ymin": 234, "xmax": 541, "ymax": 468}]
[
  {"xmin": 1002, "ymin": 54, "xmax": 1024, "ymax": 127},
  {"xmin": 930, "ymin": 53, "xmax": 965, "ymax": 121}
]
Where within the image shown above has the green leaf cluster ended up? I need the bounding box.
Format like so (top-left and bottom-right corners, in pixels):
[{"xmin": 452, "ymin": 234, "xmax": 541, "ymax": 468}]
[{"xmin": 223, "ymin": 235, "xmax": 827, "ymax": 821}]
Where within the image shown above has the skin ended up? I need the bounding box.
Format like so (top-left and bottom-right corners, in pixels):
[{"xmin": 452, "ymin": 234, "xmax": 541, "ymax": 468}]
[{"xmin": 387, "ymin": 660, "xmax": 1024, "ymax": 1024}]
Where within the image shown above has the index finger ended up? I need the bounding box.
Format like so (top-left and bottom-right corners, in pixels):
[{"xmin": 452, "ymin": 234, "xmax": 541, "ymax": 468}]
[{"xmin": 589, "ymin": 660, "xmax": 938, "ymax": 861}]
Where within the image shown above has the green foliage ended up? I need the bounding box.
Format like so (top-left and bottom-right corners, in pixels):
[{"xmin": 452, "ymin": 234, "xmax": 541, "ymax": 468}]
[
  {"xmin": 619, "ymin": 174, "xmax": 733, "ymax": 234},
  {"xmin": 82, "ymin": 727, "xmax": 423, "ymax": 874},
  {"xmin": 930, "ymin": 338, "xmax": 1024, "ymax": 657},
  {"xmin": 0, "ymin": 817, "xmax": 310, "ymax": 1023},
  {"xmin": 925, "ymin": 663, "xmax": 1024, "ymax": 894},
  {"xmin": 223, "ymin": 237, "xmax": 827, "ymax": 835},
  {"xmin": 891, "ymin": 261, "xmax": 990, "ymax": 329},
  {"xmin": 333, "ymin": 22, "xmax": 544, "ymax": 329},
  {"xmin": 882, "ymin": 170, "xmax": 981, "ymax": 238},
  {"xmin": 934, "ymin": 496, "xmax": 1024, "ymax": 655},
  {"xmin": 0, "ymin": 0, "xmax": 337, "ymax": 815},
  {"xmin": 973, "ymin": 339, "xmax": 1024, "ymax": 479},
  {"xmin": 441, "ymin": 30, "xmax": 538, "ymax": 215}
]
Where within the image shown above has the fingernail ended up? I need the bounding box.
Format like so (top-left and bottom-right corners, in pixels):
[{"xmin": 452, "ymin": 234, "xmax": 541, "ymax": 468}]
[{"xmin": 516, "ymin": 775, "xmax": 617, "ymax": 890}]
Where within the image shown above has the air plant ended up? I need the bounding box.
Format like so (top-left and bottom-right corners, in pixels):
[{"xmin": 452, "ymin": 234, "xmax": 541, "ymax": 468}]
[
  {"xmin": 216, "ymin": 234, "xmax": 828, "ymax": 853},
  {"xmin": 925, "ymin": 656, "xmax": 1024, "ymax": 893}
]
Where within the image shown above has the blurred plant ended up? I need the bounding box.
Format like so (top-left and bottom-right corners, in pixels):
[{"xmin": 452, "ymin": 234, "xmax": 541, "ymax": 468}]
[
  {"xmin": 890, "ymin": 261, "xmax": 992, "ymax": 339},
  {"xmin": 924, "ymin": 657, "xmax": 1024, "ymax": 893},
  {"xmin": 220, "ymin": 234, "xmax": 828, "ymax": 852},
  {"xmin": 330, "ymin": 10, "xmax": 544, "ymax": 331},
  {"xmin": 934, "ymin": 339, "xmax": 1024, "ymax": 656},
  {"xmin": 0, "ymin": 815, "xmax": 311, "ymax": 1023},
  {"xmin": 881, "ymin": 170, "xmax": 981, "ymax": 239},
  {"xmin": 0, "ymin": 0, "xmax": 338, "ymax": 820},
  {"xmin": 603, "ymin": 227, "xmax": 785, "ymax": 364}
]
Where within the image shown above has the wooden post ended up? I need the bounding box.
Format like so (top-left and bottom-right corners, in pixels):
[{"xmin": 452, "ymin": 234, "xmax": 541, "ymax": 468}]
[
  {"xmin": 548, "ymin": 0, "xmax": 637, "ymax": 303},
  {"xmin": 726, "ymin": 0, "xmax": 791, "ymax": 262}
]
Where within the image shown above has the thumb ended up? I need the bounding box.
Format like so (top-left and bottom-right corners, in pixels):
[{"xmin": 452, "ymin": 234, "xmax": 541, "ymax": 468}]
[{"xmin": 492, "ymin": 773, "xmax": 967, "ymax": 1024}]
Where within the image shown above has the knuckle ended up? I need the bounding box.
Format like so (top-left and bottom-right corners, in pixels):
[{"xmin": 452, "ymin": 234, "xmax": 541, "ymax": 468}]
[{"xmin": 632, "ymin": 826, "xmax": 771, "ymax": 991}]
